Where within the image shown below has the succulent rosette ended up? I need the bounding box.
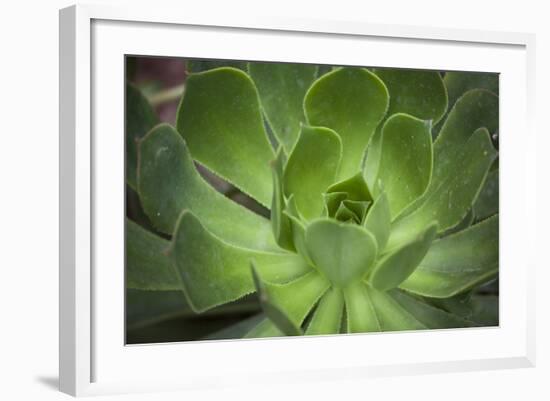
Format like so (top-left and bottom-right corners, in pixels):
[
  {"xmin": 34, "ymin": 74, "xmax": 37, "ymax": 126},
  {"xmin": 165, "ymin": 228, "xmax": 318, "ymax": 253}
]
[{"xmin": 126, "ymin": 62, "xmax": 499, "ymax": 341}]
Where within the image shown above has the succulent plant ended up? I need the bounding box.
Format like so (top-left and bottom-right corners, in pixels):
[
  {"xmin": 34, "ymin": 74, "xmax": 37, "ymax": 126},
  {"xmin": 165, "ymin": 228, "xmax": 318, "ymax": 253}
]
[{"xmin": 126, "ymin": 61, "xmax": 499, "ymax": 342}]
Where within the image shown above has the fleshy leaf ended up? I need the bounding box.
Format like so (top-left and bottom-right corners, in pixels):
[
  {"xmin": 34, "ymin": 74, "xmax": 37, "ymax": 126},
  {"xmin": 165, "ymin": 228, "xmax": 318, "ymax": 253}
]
[
  {"xmin": 304, "ymin": 68, "xmax": 389, "ymax": 180},
  {"xmin": 469, "ymin": 295, "xmax": 499, "ymax": 326},
  {"xmin": 248, "ymin": 62, "xmax": 318, "ymax": 152},
  {"xmin": 399, "ymin": 215, "xmax": 498, "ymax": 298},
  {"xmin": 283, "ymin": 125, "xmax": 342, "ymax": 219},
  {"xmin": 251, "ymin": 264, "xmax": 303, "ymax": 336},
  {"xmin": 432, "ymin": 89, "xmax": 498, "ymax": 182},
  {"xmin": 323, "ymin": 192, "xmax": 348, "ymax": 217},
  {"xmin": 270, "ymin": 148, "xmax": 295, "ymax": 251},
  {"xmin": 205, "ymin": 314, "xmax": 266, "ymax": 340},
  {"xmin": 168, "ymin": 210, "xmax": 311, "ymax": 312},
  {"xmin": 473, "ymin": 168, "xmax": 499, "ymax": 220},
  {"xmin": 305, "ymin": 219, "xmax": 377, "ymax": 287},
  {"xmin": 365, "ymin": 69, "xmax": 446, "ymax": 187},
  {"xmin": 388, "ymin": 290, "xmax": 477, "ymax": 328},
  {"xmin": 375, "ymin": 113, "xmax": 433, "ymax": 217},
  {"xmin": 344, "ymin": 282, "xmax": 380, "ymax": 332},
  {"xmin": 126, "ymin": 218, "xmax": 178, "ymax": 291},
  {"xmin": 253, "ymin": 267, "xmax": 330, "ymax": 328},
  {"xmin": 126, "ymin": 289, "xmax": 188, "ymax": 330},
  {"xmin": 369, "ymin": 222, "xmax": 438, "ymax": 291},
  {"xmin": 138, "ymin": 124, "xmax": 279, "ymax": 251},
  {"xmin": 444, "ymin": 71, "xmax": 499, "ymax": 112},
  {"xmin": 306, "ymin": 287, "xmax": 345, "ymax": 335},
  {"xmin": 373, "ymin": 68, "xmax": 448, "ymax": 124},
  {"xmin": 342, "ymin": 200, "xmax": 370, "ymax": 223},
  {"xmin": 334, "ymin": 202, "xmax": 360, "ymax": 223},
  {"xmin": 363, "ymin": 192, "xmax": 391, "ymax": 251},
  {"xmin": 326, "ymin": 172, "xmax": 372, "ymax": 202},
  {"xmin": 388, "ymin": 127, "xmax": 497, "ymax": 248},
  {"xmin": 283, "ymin": 195, "xmax": 313, "ymax": 265},
  {"xmin": 127, "ymin": 290, "xmax": 260, "ymax": 331},
  {"xmin": 366, "ymin": 287, "xmax": 426, "ymax": 331},
  {"xmin": 126, "ymin": 83, "xmax": 159, "ymax": 190},
  {"xmin": 244, "ymin": 319, "xmax": 283, "ymax": 339},
  {"xmin": 439, "ymin": 208, "xmax": 474, "ymax": 237},
  {"xmin": 176, "ymin": 67, "xmax": 275, "ymax": 206}
]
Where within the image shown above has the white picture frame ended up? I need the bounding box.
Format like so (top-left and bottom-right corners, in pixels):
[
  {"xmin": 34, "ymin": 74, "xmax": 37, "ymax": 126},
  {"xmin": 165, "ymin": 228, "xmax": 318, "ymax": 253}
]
[{"xmin": 59, "ymin": 3, "xmax": 536, "ymax": 397}]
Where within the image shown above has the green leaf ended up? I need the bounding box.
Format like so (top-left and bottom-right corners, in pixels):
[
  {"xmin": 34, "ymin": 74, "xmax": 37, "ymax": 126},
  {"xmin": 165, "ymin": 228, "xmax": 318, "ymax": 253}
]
[
  {"xmin": 364, "ymin": 69, "xmax": 446, "ymax": 187},
  {"xmin": 363, "ymin": 192, "xmax": 391, "ymax": 251},
  {"xmin": 375, "ymin": 113, "xmax": 433, "ymax": 217},
  {"xmin": 342, "ymin": 200, "xmax": 370, "ymax": 223},
  {"xmin": 248, "ymin": 62, "xmax": 318, "ymax": 152},
  {"xmin": 270, "ymin": 148, "xmax": 295, "ymax": 251},
  {"xmin": 304, "ymin": 68, "xmax": 389, "ymax": 181},
  {"xmin": 439, "ymin": 208, "xmax": 474, "ymax": 237},
  {"xmin": 373, "ymin": 68, "xmax": 448, "ymax": 124},
  {"xmin": 187, "ymin": 59, "xmax": 247, "ymax": 73},
  {"xmin": 423, "ymin": 291, "xmax": 475, "ymax": 318},
  {"xmin": 388, "ymin": 290, "xmax": 477, "ymax": 329},
  {"xmin": 473, "ymin": 168, "xmax": 499, "ymax": 220},
  {"xmin": 176, "ymin": 67, "xmax": 274, "ymax": 206},
  {"xmin": 334, "ymin": 202, "xmax": 360, "ymax": 223},
  {"xmin": 327, "ymin": 172, "xmax": 372, "ymax": 202},
  {"xmin": 126, "ymin": 218, "xmax": 177, "ymax": 290},
  {"xmin": 251, "ymin": 264, "xmax": 303, "ymax": 336},
  {"xmin": 283, "ymin": 125, "xmax": 342, "ymax": 220},
  {"xmin": 168, "ymin": 210, "xmax": 311, "ymax": 312},
  {"xmin": 366, "ymin": 287, "xmax": 426, "ymax": 331},
  {"xmin": 283, "ymin": 195, "xmax": 313, "ymax": 265},
  {"xmin": 253, "ymin": 267, "xmax": 330, "ymax": 328},
  {"xmin": 369, "ymin": 222, "xmax": 438, "ymax": 291},
  {"xmin": 444, "ymin": 71, "xmax": 499, "ymax": 112},
  {"xmin": 305, "ymin": 219, "xmax": 378, "ymax": 287},
  {"xmin": 126, "ymin": 289, "xmax": 188, "ymax": 330},
  {"xmin": 433, "ymin": 89, "xmax": 498, "ymax": 182},
  {"xmin": 388, "ymin": 127, "xmax": 497, "ymax": 248},
  {"xmin": 344, "ymin": 282, "xmax": 380, "ymax": 332},
  {"xmin": 399, "ymin": 215, "xmax": 498, "ymax": 298},
  {"xmin": 126, "ymin": 82, "xmax": 159, "ymax": 190},
  {"xmin": 469, "ymin": 295, "xmax": 499, "ymax": 326},
  {"xmin": 244, "ymin": 319, "xmax": 283, "ymax": 338},
  {"xmin": 204, "ymin": 314, "xmax": 266, "ymax": 340},
  {"xmin": 323, "ymin": 192, "xmax": 348, "ymax": 217},
  {"xmin": 306, "ymin": 287, "xmax": 345, "ymax": 335},
  {"xmin": 138, "ymin": 124, "xmax": 279, "ymax": 251}
]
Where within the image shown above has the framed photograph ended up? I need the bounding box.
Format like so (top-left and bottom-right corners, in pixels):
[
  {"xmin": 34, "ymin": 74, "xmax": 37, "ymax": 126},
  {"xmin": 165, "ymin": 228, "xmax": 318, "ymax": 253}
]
[{"xmin": 59, "ymin": 4, "xmax": 536, "ymax": 397}]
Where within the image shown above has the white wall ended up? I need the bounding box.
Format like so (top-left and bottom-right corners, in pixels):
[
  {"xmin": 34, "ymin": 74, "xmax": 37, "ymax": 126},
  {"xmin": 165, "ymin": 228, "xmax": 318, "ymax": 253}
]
[{"xmin": 0, "ymin": 0, "xmax": 547, "ymax": 400}]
